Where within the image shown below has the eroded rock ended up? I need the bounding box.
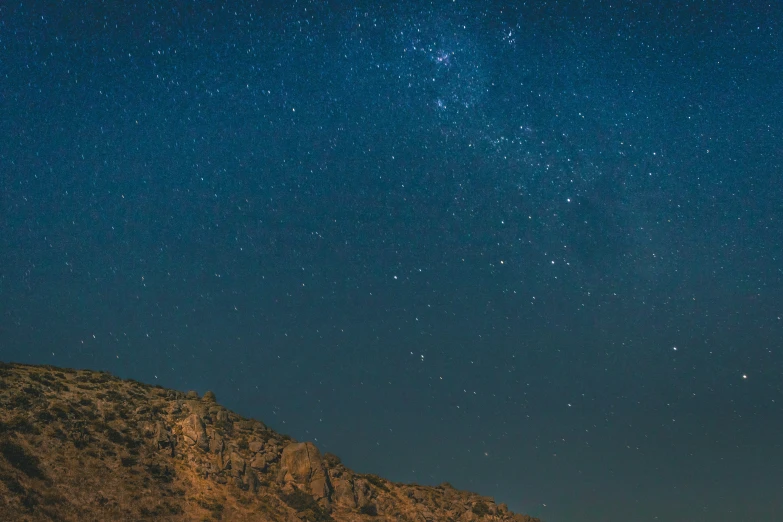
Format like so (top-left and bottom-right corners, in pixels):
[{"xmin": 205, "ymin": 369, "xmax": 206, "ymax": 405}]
[
  {"xmin": 279, "ymin": 441, "xmax": 331, "ymax": 501},
  {"xmin": 250, "ymin": 453, "xmax": 268, "ymax": 471},
  {"xmin": 179, "ymin": 413, "xmax": 209, "ymax": 451},
  {"xmin": 332, "ymin": 475, "xmax": 358, "ymax": 508}
]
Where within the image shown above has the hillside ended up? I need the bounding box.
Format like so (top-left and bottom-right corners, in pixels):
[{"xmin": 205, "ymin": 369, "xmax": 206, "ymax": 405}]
[{"xmin": 0, "ymin": 361, "xmax": 541, "ymax": 522}]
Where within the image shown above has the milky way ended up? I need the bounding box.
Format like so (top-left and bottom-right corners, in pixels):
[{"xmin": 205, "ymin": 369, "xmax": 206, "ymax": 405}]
[{"xmin": 2, "ymin": 2, "xmax": 782, "ymax": 521}]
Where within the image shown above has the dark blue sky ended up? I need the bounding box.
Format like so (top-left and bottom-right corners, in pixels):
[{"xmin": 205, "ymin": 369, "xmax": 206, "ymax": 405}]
[{"xmin": 2, "ymin": 1, "xmax": 782, "ymax": 520}]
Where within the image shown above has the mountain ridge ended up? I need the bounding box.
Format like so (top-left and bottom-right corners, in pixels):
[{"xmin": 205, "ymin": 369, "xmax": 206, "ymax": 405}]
[{"xmin": 0, "ymin": 361, "xmax": 541, "ymax": 522}]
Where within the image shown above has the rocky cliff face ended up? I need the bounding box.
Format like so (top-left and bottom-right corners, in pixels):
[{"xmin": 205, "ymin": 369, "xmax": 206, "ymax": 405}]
[{"xmin": 0, "ymin": 362, "xmax": 541, "ymax": 522}]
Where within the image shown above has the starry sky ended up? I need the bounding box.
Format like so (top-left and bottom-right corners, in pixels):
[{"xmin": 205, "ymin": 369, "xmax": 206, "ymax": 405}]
[{"xmin": 1, "ymin": 1, "xmax": 782, "ymax": 520}]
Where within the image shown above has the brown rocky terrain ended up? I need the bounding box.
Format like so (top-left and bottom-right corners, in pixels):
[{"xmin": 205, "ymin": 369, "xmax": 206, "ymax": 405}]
[{"xmin": 0, "ymin": 361, "xmax": 541, "ymax": 522}]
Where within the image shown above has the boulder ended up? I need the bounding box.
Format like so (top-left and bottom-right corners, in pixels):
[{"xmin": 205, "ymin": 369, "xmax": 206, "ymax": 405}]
[
  {"xmin": 179, "ymin": 414, "xmax": 209, "ymax": 451},
  {"xmin": 355, "ymin": 479, "xmax": 373, "ymax": 506},
  {"xmin": 250, "ymin": 454, "xmax": 268, "ymax": 471},
  {"xmin": 279, "ymin": 442, "xmax": 331, "ymax": 501},
  {"xmin": 332, "ymin": 476, "xmax": 357, "ymax": 508},
  {"xmin": 209, "ymin": 432, "xmax": 224, "ymax": 455},
  {"xmin": 245, "ymin": 469, "xmax": 260, "ymax": 492},
  {"xmin": 153, "ymin": 421, "xmax": 174, "ymax": 456},
  {"xmin": 230, "ymin": 452, "xmax": 246, "ymax": 477}
]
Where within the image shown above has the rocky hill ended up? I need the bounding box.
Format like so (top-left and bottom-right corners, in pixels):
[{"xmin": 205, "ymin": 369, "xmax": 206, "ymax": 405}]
[{"xmin": 0, "ymin": 362, "xmax": 541, "ymax": 522}]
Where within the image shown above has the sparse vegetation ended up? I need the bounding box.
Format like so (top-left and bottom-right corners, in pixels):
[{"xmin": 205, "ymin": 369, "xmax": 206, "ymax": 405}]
[
  {"xmin": 120, "ymin": 456, "xmax": 137, "ymax": 467},
  {"xmin": 5, "ymin": 415, "xmax": 38, "ymax": 435},
  {"xmin": 0, "ymin": 471, "xmax": 26, "ymax": 494},
  {"xmin": 106, "ymin": 427, "xmax": 125, "ymax": 444},
  {"xmin": 21, "ymin": 490, "xmax": 38, "ymax": 512},
  {"xmin": 197, "ymin": 498, "xmax": 225, "ymax": 520},
  {"xmin": 281, "ymin": 487, "xmax": 333, "ymax": 522},
  {"xmin": 49, "ymin": 403, "xmax": 68, "ymax": 420},
  {"xmin": 472, "ymin": 500, "xmax": 491, "ymax": 516},
  {"xmin": 323, "ymin": 452, "xmax": 341, "ymax": 466},
  {"xmin": 103, "ymin": 390, "xmax": 125, "ymax": 402},
  {"xmin": 362, "ymin": 473, "xmax": 390, "ymax": 492},
  {"xmin": 146, "ymin": 463, "xmax": 175, "ymax": 483},
  {"xmin": 8, "ymin": 393, "xmax": 32, "ymax": 410},
  {"xmin": 35, "ymin": 409, "xmax": 54, "ymax": 423},
  {"xmin": 0, "ymin": 440, "xmax": 46, "ymax": 479},
  {"xmin": 22, "ymin": 385, "xmax": 43, "ymax": 397},
  {"xmin": 213, "ymin": 419, "xmax": 233, "ymax": 435}
]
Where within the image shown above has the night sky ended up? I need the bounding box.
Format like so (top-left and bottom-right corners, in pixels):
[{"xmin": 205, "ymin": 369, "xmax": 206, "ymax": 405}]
[{"xmin": 2, "ymin": 1, "xmax": 782, "ymax": 521}]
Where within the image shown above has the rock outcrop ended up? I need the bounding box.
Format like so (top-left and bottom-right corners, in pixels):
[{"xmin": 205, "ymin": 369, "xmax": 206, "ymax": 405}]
[
  {"xmin": 279, "ymin": 442, "xmax": 331, "ymax": 501},
  {"xmin": 0, "ymin": 361, "xmax": 542, "ymax": 522}
]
